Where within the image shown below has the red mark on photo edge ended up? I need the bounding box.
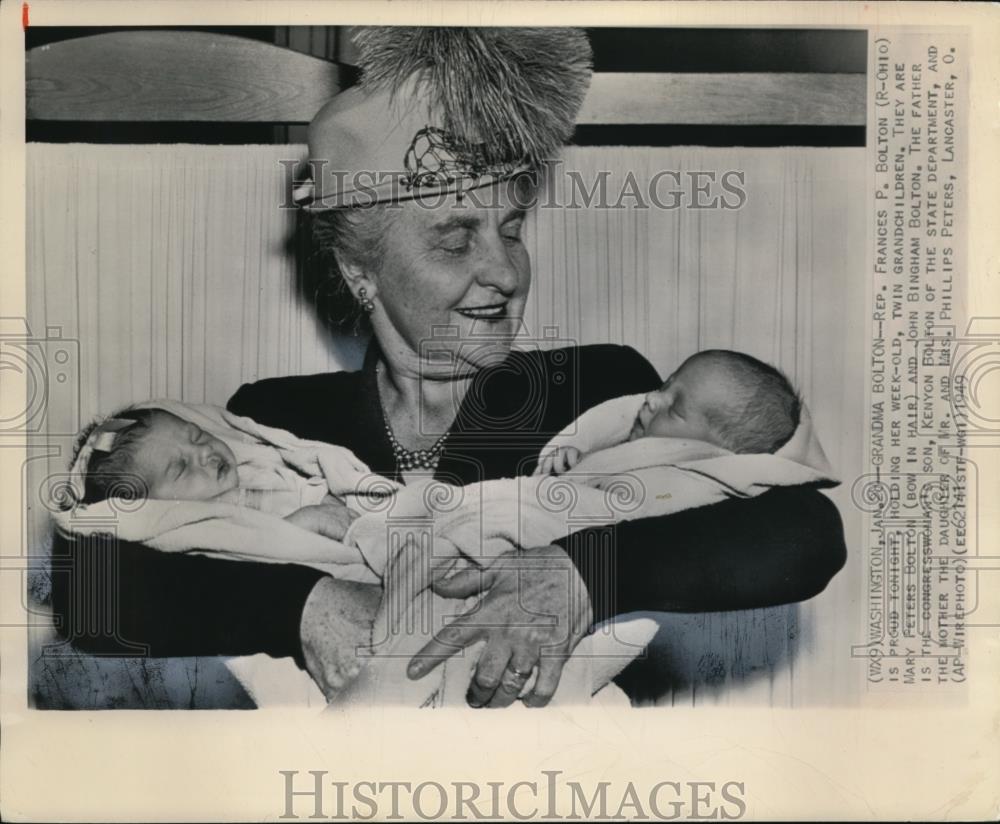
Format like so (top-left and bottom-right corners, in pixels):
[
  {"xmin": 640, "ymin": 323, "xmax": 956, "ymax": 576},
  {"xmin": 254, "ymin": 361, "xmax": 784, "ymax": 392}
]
[{"xmin": 22, "ymin": 2, "xmax": 29, "ymax": 30}]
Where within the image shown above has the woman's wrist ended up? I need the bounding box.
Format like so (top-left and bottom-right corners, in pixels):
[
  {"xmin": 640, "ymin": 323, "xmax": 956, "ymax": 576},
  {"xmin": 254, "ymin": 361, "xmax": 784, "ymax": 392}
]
[
  {"xmin": 523, "ymin": 544, "xmax": 594, "ymax": 629},
  {"xmin": 300, "ymin": 576, "xmax": 381, "ymax": 681}
]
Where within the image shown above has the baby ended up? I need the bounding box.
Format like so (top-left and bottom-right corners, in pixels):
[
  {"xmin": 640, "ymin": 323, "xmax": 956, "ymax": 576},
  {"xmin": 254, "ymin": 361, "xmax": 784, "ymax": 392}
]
[
  {"xmin": 536, "ymin": 349, "xmax": 801, "ymax": 475},
  {"xmin": 73, "ymin": 407, "xmax": 356, "ymax": 540}
]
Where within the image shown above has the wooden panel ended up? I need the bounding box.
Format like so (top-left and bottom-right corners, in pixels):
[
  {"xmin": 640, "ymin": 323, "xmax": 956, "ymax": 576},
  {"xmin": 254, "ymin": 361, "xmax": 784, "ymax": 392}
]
[
  {"xmin": 275, "ymin": 25, "xmax": 359, "ymax": 64},
  {"xmin": 579, "ymin": 72, "xmax": 866, "ymax": 126},
  {"xmin": 27, "ymin": 31, "xmax": 345, "ymax": 122},
  {"xmin": 28, "ymin": 32, "xmax": 863, "ymax": 127}
]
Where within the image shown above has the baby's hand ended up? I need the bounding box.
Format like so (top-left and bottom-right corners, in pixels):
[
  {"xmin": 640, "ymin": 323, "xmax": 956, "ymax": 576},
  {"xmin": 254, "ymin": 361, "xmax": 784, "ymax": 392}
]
[
  {"xmin": 533, "ymin": 445, "xmax": 583, "ymax": 476},
  {"xmin": 285, "ymin": 499, "xmax": 358, "ymax": 541}
]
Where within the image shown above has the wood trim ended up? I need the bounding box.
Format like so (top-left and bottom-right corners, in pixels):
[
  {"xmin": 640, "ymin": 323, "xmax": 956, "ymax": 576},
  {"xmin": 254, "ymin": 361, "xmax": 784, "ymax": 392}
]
[
  {"xmin": 579, "ymin": 73, "xmax": 866, "ymax": 127},
  {"xmin": 27, "ymin": 31, "xmax": 865, "ymax": 128},
  {"xmin": 27, "ymin": 31, "xmax": 345, "ymax": 122}
]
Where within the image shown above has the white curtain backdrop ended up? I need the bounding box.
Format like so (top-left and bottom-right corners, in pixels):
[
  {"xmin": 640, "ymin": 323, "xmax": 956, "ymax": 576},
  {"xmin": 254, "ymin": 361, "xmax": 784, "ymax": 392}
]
[{"xmin": 27, "ymin": 143, "xmax": 866, "ymax": 707}]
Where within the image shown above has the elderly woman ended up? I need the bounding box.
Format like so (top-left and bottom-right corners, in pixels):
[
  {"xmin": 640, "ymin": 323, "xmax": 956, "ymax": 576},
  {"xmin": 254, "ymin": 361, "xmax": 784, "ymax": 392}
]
[{"xmin": 52, "ymin": 28, "xmax": 845, "ymax": 707}]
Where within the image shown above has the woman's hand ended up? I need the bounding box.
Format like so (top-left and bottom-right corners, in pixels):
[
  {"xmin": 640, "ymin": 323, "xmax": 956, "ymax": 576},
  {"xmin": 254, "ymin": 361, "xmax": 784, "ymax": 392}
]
[
  {"xmin": 300, "ymin": 576, "xmax": 381, "ymax": 698},
  {"xmin": 406, "ymin": 545, "xmax": 593, "ymax": 708},
  {"xmin": 285, "ymin": 498, "xmax": 358, "ymax": 541}
]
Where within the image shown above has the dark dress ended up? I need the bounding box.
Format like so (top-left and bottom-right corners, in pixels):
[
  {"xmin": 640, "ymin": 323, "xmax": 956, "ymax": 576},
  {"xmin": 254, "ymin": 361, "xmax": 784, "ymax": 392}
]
[{"xmin": 51, "ymin": 343, "xmax": 846, "ymax": 667}]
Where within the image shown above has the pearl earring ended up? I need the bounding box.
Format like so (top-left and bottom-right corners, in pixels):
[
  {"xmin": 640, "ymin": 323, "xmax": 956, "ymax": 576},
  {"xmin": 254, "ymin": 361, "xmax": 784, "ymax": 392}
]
[{"xmin": 358, "ymin": 287, "xmax": 376, "ymax": 314}]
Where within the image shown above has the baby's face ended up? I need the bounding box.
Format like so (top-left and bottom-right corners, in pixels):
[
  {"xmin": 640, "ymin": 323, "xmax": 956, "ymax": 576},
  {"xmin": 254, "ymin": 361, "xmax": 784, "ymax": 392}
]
[
  {"xmin": 130, "ymin": 411, "xmax": 238, "ymax": 501},
  {"xmin": 628, "ymin": 358, "xmax": 733, "ymax": 446}
]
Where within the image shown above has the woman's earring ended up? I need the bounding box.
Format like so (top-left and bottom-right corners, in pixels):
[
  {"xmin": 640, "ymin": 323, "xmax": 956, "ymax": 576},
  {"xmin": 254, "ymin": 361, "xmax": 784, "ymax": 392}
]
[{"xmin": 358, "ymin": 287, "xmax": 376, "ymax": 314}]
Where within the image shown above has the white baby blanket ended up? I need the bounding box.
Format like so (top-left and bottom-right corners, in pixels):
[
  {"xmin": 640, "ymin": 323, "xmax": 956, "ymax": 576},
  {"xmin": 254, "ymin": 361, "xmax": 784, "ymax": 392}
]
[
  {"xmin": 53, "ymin": 399, "xmax": 393, "ymax": 583},
  {"xmin": 53, "ymin": 395, "xmax": 837, "ymax": 708},
  {"xmin": 55, "ymin": 396, "xmax": 836, "ymax": 580},
  {"xmin": 346, "ymin": 395, "xmax": 837, "ymax": 577}
]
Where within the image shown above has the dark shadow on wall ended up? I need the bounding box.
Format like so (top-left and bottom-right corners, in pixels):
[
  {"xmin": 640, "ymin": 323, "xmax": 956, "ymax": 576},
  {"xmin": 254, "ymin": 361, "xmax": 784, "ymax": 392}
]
[
  {"xmin": 613, "ymin": 605, "xmax": 801, "ymax": 706},
  {"xmin": 29, "ymin": 540, "xmax": 256, "ymax": 710},
  {"xmin": 31, "ymin": 649, "xmax": 256, "ymax": 710},
  {"xmin": 283, "ymin": 205, "xmax": 372, "ymax": 370}
]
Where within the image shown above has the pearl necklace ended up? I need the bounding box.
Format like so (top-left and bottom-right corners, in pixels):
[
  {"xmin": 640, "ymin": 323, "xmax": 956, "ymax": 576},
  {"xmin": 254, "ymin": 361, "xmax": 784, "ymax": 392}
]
[{"xmin": 376, "ymin": 364, "xmax": 450, "ymax": 473}]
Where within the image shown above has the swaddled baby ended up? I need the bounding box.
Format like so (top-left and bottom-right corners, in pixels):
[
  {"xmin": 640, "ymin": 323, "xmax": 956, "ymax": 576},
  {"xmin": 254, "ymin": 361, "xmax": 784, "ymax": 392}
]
[
  {"xmin": 535, "ymin": 349, "xmax": 801, "ymax": 475},
  {"xmin": 71, "ymin": 406, "xmax": 357, "ymax": 540}
]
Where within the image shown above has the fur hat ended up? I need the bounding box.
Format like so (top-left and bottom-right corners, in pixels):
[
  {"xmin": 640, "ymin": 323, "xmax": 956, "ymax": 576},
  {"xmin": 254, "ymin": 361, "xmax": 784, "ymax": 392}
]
[{"xmin": 294, "ymin": 27, "xmax": 593, "ymax": 209}]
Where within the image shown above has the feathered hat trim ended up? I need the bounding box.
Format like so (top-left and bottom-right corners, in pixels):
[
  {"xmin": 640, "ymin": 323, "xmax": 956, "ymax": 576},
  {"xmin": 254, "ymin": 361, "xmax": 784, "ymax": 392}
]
[{"xmin": 353, "ymin": 27, "xmax": 593, "ymax": 167}]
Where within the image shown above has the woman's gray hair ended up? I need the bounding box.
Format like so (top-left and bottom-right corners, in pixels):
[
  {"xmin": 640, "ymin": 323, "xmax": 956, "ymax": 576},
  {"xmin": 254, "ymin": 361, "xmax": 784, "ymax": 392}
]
[{"xmin": 306, "ymin": 206, "xmax": 393, "ymax": 334}]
